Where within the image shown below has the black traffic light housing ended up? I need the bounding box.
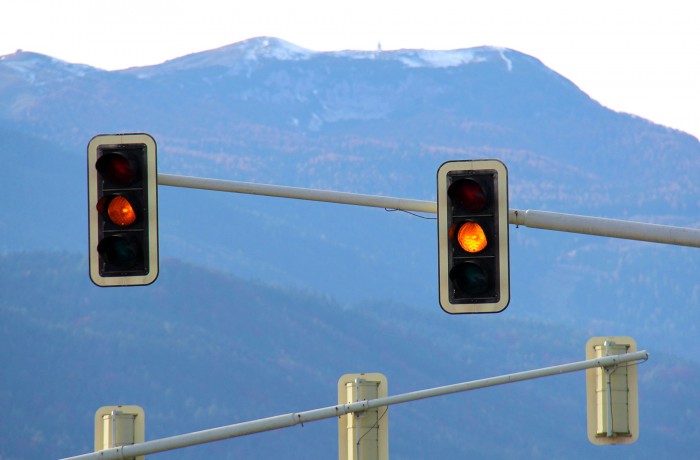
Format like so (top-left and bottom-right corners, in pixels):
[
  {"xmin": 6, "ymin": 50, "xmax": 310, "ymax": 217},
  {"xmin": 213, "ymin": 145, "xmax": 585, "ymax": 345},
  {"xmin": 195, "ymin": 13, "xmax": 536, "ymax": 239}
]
[
  {"xmin": 437, "ymin": 159, "xmax": 509, "ymax": 313},
  {"xmin": 88, "ymin": 133, "xmax": 159, "ymax": 287}
]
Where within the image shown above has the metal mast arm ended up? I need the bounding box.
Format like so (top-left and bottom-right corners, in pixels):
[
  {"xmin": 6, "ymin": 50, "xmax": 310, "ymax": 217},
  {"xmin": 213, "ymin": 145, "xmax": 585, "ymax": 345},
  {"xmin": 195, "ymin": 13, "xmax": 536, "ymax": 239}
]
[
  {"xmin": 509, "ymin": 209, "xmax": 700, "ymax": 248},
  {"xmin": 60, "ymin": 351, "xmax": 648, "ymax": 460},
  {"xmin": 158, "ymin": 173, "xmax": 700, "ymax": 248}
]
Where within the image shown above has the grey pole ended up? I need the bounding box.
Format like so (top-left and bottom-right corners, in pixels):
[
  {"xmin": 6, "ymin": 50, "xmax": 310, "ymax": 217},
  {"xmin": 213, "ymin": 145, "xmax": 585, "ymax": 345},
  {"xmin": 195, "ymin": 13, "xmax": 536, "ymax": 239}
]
[
  {"xmin": 158, "ymin": 174, "xmax": 700, "ymax": 248},
  {"xmin": 60, "ymin": 351, "xmax": 648, "ymax": 460}
]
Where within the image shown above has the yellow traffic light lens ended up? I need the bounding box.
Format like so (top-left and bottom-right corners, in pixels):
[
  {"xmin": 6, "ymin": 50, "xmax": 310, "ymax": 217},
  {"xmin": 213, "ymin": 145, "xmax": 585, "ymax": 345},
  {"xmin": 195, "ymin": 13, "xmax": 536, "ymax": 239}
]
[
  {"xmin": 457, "ymin": 221, "xmax": 487, "ymax": 253},
  {"xmin": 107, "ymin": 196, "xmax": 137, "ymax": 227}
]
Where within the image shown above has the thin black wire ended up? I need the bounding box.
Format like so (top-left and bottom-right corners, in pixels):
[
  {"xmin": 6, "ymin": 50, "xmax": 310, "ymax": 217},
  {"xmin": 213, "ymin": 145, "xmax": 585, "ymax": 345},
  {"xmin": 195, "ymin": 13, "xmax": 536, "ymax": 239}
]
[
  {"xmin": 356, "ymin": 406, "xmax": 389, "ymax": 447},
  {"xmin": 599, "ymin": 355, "xmax": 647, "ymax": 435},
  {"xmin": 384, "ymin": 208, "xmax": 437, "ymax": 220}
]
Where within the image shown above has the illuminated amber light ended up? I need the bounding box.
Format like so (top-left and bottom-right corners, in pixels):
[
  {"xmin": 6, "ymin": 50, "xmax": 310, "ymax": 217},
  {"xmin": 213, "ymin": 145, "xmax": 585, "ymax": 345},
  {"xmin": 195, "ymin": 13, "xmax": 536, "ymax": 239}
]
[
  {"xmin": 107, "ymin": 196, "xmax": 137, "ymax": 226},
  {"xmin": 457, "ymin": 222, "xmax": 487, "ymax": 253}
]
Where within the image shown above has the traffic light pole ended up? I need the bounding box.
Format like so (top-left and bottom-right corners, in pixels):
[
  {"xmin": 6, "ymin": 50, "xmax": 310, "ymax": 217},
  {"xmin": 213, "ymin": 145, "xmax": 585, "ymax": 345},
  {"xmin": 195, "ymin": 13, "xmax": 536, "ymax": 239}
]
[
  {"xmin": 508, "ymin": 209, "xmax": 700, "ymax": 248},
  {"xmin": 60, "ymin": 350, "xmax": 648, "ymax": 460},
  {"xmin": 159, "ymin": 173, "xmax": 435, "ymax": 213},
  {"xmin": 158, "ymin": 173, "xmax": 700, "ymax": 248}
]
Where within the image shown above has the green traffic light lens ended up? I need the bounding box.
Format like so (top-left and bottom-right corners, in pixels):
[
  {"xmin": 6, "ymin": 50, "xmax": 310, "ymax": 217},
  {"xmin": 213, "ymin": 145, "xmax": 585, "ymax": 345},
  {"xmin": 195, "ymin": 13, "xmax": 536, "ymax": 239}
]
[
  {"xmin": 450, "ymin": 262, "xmax": 489, "ymax": 296},
  {"xmin": 97, "ymin": 235, "xmax": 141, "ymax": 269}
]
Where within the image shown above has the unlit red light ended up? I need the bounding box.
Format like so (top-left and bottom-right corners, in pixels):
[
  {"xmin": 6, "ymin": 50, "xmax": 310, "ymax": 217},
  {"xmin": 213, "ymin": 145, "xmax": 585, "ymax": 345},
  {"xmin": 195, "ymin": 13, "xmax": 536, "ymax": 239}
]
[
  {"xmin": 96, "ymin": 153, "xmax": 137, "ymax": 185},
  {"xmin": 448, "ymin": 179, "xmax": 486, "ymax": 213},
  {"xmin": 457, "ymin": 221, "xmax": 487, "ymax": 253}
]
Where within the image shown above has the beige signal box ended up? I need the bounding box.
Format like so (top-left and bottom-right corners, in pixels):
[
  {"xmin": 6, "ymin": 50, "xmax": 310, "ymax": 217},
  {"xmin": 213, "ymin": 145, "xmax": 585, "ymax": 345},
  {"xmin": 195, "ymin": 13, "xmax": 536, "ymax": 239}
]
[
  {"xmin": 585, "ymin": 337, "xmax": 639, "ymax": 445},
  {"xmin": 338, "ymin": 373, "xmax": 388, "ymax": 460},
  {"xmin": 95, "ymin": 405, "xmax": 145, "ymax": 460}
]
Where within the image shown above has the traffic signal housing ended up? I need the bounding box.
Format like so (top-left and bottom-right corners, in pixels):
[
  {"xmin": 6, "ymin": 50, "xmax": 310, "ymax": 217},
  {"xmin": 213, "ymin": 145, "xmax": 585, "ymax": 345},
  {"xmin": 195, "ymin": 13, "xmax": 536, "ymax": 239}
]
[
  {"xmin": 437, "ymin": 159, "xmax": 509, "ymax": 313},
  {"xmin": 94, "ymin": 405, "xmax": 145, "ymax": 460},
  {"xmin": 88, "ymin": 133, "xmax": 159, "ymax": 287},
  {"xmin": 338, "ymin": 373, "xmax": 388, "ymax": 460},
  {"xmin": 585, "ymin": 336, "xmax": 640, "ymax": 445}
]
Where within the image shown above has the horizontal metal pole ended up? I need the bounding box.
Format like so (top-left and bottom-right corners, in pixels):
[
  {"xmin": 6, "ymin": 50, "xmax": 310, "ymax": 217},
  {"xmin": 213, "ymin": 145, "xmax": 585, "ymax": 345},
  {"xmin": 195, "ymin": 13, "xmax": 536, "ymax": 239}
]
[
  {"xmin": 158, "ymin": 173, "xmax": 437, "ymax": 214},
  {"xmin": 158, "ymin": 173, "xmax": 700, "ymax": 248},
  {"xmin": 509, "ymin": 209, "xmax": 700, "ymax": 248},
  {"xmin": 60, "ymin": 351, "xmax": 648, "ymax": 460}
]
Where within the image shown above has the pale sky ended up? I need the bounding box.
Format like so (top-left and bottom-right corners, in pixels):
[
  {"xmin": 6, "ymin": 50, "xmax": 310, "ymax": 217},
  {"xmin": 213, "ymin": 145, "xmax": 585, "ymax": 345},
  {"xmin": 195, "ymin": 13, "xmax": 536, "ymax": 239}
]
[{"xmin": 2, "ymin": 0, "xmax": 698, "ymax": 139}]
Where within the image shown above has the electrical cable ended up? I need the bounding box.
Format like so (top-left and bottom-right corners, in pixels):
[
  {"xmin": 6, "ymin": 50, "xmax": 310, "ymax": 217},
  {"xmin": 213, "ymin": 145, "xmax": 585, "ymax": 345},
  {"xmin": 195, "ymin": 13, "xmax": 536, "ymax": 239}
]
[{"xmin": 384, "ymin": 208, "xmax": 437, "ymax": 220}]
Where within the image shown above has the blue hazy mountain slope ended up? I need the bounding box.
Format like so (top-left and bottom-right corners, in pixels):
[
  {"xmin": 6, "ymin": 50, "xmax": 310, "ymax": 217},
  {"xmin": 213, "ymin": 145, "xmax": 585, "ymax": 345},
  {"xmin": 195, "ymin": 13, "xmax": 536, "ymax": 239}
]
[
  {"xmin": 1, "ymin": 252, "xmax": 698, "ymax": 460},
  {"xmin": 1, "ymin": 37, "xmax": 699, "ymax": 459},
  {"xmin": 1, "ymin": 37, "xmax": 698, "ymax": 353}
]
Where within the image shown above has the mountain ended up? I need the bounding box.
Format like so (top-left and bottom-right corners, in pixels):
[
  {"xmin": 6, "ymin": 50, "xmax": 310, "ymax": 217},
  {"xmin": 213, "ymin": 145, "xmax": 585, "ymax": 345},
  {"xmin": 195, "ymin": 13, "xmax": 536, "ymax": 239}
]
[
  {"xmin": 1, "ymin": 37, "xmax": 699, "ymax": 459},
  {"xmin": 2, "ymin": 252, "xmax": 699, "ymax": 460}
]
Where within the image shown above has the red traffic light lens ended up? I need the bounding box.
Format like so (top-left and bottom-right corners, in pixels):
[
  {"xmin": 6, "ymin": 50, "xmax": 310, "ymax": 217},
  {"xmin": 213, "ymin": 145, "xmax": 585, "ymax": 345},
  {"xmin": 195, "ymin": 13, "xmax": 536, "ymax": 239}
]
[
  {"xmin": 448, "ymin": 179, "xmax": 486, "ymax": 213},
  {"xmin": 96, "ymin": 153, "xmax": 138, "ymax": 185},
  {"xmin": 456, "ymin": 221, "xmax": 487, "ymax": 253},
  {"xmin": 450, "ymin": 262, "xmax": 489, "ymax": 296}
]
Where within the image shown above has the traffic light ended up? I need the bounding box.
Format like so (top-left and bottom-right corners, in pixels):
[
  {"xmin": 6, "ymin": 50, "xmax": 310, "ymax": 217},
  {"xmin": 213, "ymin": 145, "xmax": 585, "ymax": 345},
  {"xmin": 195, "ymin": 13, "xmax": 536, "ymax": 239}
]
[
  {"xmin": 437, "ymin": 159, "xmax": 509, "ymax": 313},
  {"xmin": 88, "ymin": 133, "xmax": 159, "ymax": 287},
  {"xmin": 338, "ymin": 373, "xmax": 388, "ymax": 460},
  {"xmin": 585, "ymin": 337, "xmax": 639, "ymax": 445},
  {"xmin": 94, "ymin": 405, "xmax": 145, "ymax": 460}
]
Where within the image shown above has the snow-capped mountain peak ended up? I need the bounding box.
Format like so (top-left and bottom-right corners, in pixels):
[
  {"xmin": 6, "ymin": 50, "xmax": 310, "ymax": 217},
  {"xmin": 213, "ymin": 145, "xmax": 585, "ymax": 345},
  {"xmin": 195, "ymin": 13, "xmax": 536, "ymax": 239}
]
[
  {"xmin": 332, "ymin": 46, "xmax": 512, "ymax": 70},
  {"xmin": 230, "ymin": 36, "xmax": 314, "ymax": 61},
  {"xmin": 127, "ymin": 38, "xmax": 517, "ymax": 78},
  {"xmin": 131, "ymin": 36, "xmax": 315, "ymax": 76},
  {"xmin": 0, "ymin": 50, "xmax": 98, "ymax": 84}
]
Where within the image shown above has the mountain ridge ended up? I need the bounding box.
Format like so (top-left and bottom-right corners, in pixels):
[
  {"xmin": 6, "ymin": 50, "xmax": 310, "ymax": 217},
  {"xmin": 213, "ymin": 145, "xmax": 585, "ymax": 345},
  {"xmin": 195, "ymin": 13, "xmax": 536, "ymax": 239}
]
[
  {"xmin": 1, "ymin": 36, "xmax": 698, "ymax": 308},
  {"xmin": 126, "ymin": 36, "xmax": 525, "ymax": 75},
  {"xmin": 2, "ymin": 251, "xmax": 699, "ymax": 459},
  {"xmin": 1, "ymin": 37, "xmax": 699, "ymax": 458}
]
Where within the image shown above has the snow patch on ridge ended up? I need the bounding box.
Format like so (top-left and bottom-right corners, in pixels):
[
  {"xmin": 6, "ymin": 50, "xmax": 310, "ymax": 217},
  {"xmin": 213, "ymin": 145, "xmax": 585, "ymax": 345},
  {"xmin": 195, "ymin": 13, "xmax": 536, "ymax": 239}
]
[
  {"xmin": 330, "ymin": 46, "xmax": 512, "ymax": 69},
  {"xmin": 223, "ymin": 37, "xmax": 314, "ymax": 62},
  {"xmin": 143, "ymin": 37, "xmax": 314, "ymax": 74},
  {"xmin": 395, "ymin": 49, "xmax": 487, "ymax": 68},
  {"xmin": 496, "ymin": 48, "xmax": 513, "ymax": 72},
  {"xmin": 0, "ymin": 50, "xmax": 97, "ymax": 83},
  {"xmin": 127, "ymin": 38, "xmax": 519, "ymax": 78},
  {"xmin": 330, "ymin": 48, "xmax": 487, "ymax": 68}
]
